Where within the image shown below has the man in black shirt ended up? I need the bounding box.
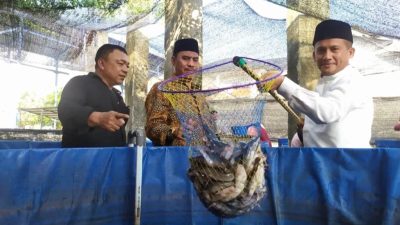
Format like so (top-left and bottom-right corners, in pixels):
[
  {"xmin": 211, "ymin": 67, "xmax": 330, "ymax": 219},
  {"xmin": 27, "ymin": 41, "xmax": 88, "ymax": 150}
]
[{"xmin": 58, "ymin": 44, "xmax": 130, "ymax": 147}]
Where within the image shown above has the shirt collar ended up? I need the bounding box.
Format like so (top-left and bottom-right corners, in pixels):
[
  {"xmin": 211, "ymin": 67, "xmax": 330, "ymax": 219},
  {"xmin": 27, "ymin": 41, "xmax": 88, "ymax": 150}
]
[
  {"xmin": 320, "ymin": 65, "xmax": 351, "ymax": 81},
  {"xmin": 89, "ymin": 72, "xmax": 112, "ymax": 89}
]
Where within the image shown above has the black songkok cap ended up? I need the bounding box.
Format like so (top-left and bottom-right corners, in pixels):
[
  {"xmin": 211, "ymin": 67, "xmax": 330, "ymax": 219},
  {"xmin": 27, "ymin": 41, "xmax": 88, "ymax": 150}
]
[
  {"xmin": 313, "ymin": 20, "xmax": 353, "ymax": 46},
  {"xmin": 173, "ymin": 38, "xmax": 199, "ymax": 56}
]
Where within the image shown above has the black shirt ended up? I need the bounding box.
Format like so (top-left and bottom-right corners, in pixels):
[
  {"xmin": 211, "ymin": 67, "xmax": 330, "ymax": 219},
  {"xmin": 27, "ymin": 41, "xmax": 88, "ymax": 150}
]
[{"xmin": 58, "ymin": 72, "xmax": 129, "ymax": 147}]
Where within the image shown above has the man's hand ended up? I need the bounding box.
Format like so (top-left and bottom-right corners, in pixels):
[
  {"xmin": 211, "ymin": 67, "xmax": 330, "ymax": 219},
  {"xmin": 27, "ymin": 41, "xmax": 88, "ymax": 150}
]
[
  {"xmin": 88, "ymin": 111, "xmax": 130, "ymax": 132},
  {"xmin": 257, "ymin": 71, "xmax": 285, "ymax": 92}
]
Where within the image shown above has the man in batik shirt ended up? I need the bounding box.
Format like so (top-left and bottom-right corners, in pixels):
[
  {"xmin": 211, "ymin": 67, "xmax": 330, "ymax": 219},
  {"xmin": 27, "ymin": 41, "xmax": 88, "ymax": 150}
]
[{"xmin": 145, "ymin": 38, "xmax": 200, "ymax": 146}]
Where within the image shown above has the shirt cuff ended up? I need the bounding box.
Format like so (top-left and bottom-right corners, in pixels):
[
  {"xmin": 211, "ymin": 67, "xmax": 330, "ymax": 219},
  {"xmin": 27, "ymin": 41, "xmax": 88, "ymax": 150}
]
[{"xmin": 277, "ymin": 77, "xmax": 299, "ymax": 100}]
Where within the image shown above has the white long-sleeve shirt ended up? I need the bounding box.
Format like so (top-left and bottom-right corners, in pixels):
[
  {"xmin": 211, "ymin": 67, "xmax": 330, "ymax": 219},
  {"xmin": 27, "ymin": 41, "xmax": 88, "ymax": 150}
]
[{"xmin": 278, "ymin": 65, "xmax": 374, "ymax": 148}]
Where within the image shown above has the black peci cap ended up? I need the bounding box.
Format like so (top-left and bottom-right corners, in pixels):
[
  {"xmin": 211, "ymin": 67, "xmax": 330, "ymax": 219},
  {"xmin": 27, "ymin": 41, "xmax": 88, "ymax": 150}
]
[
  {"xmin": 173, "ymin": 38, "xmax": 199, "ymax": 56},
  {"xmin": 313, "ymin": 20, "xmax": 353, "ymax": 46}
]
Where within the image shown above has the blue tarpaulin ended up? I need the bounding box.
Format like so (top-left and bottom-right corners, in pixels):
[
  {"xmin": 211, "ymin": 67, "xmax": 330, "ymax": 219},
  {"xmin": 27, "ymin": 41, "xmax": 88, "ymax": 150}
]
[
  {"xmin": 1, "ymin": 141, "xmax": 400, "ymax": 225},
  {"xmin": 374, "ymin": 139, "xmax": 400, "ymax": 148},
  {"xmin": 0, "ymin": 140, "xmax": 61, "ymax": 149}
]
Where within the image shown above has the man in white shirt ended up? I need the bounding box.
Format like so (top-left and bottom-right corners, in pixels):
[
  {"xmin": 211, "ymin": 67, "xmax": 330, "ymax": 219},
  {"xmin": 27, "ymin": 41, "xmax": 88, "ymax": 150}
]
[{"xmin": 265, "ymin": 19, "xmax": 374, "ymax": 148}]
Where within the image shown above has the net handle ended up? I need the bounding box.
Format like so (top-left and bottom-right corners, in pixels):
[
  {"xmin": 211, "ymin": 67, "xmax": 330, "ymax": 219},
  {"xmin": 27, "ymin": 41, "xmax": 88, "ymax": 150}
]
[{"xmin": 233, "ymin": 56, "xmax": 303, "ymax": 125}]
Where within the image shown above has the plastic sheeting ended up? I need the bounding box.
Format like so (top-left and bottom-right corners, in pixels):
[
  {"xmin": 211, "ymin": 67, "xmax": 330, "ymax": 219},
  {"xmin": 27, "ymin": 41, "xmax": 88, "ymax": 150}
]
[
  {"xmin": 374, "ymin": 139, "xmax": 400, "ymax": 148},
  {"xmin": 0, "ymin": 140, "xmax": 61, "ymax": 149},
  {"xmin": 1, "ymin": 142, "xmax": 400, "ymax": 224},
  {"xmin": 0, "ymin": 146, "xmax": 135, "ymax": 225}
]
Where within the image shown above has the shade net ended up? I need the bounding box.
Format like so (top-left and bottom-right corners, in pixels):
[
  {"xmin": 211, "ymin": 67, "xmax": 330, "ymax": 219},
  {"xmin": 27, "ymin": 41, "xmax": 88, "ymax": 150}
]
[
  {"xmin": 1, "ymin": 0, "xmax": 398, "ymax": 72},
  {"xmin": 158, "ymin": 57, "xmax": 282, "ymax": 217},
  {"xmin": 268, "ymin": 0, "xmax": 399, "ymax": 39},
  {"xmin": 0, "ymin": 0, "xmax": 163, "ymax": 71}
]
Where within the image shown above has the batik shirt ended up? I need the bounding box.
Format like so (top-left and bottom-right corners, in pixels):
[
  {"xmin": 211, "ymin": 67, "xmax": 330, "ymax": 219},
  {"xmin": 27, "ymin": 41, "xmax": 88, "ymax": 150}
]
[
  {"xmin": 145, "ymin": 80, "xmax": 213, "ymax": 146},
  {"xmin": 145, "ymin": 82, "xmax": 185, "ymax": 146}
]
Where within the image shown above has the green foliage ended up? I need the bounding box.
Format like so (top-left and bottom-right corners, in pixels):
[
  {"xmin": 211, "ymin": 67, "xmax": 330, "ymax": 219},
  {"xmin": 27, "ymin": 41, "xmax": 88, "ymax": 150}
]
[
  {"xmin": 43, "ymin": 90, "xmax": 62, "ymax": 107},
  {"xmin": 18, "ymin": 90, "xmax": 62, "ymax": 129},
  {"xmin": 3, "ymin": 0, "xmax": 163, "ymax": 29},
  {"xmin": 23, "ymin": 20, "xmax": 55, "ymax": 36},
  {"xmin": 153, "ymin": 0, "xmax": 165, "ymax": 18},
  {"xmin": 6, "ymin": 0, "xmax": 161, "ymax": 23},
  {"xmin": 126, "ymin": 0, "xmax": 153, "ymax": 14},
  {"xmin": 14, "ymin": 0, "xmax": 130, "ymax": 12}
]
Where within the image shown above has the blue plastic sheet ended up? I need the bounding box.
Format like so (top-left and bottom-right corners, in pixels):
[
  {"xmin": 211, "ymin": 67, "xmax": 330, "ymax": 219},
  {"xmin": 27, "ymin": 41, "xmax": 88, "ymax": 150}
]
[
  {"xmin": 141, "ymin": 147, "xmax": 275, "ymax": 225},
  {"xmin": 267, "ymin": 147, "xmax": 400, "ymax": 225},
  {"xmin": 374, "ymin": 139, "xmax": 400, "ymax": 148},
  {"xmin": 1, "ymin": 142, "xmax": 400, "ymax": 225},
  {"xmin": 277, "ymin": 138, "xmax": 289, "ymax": 147},
  {"xmin": 0, "ymin": 146, "xmax": 135, "ymax": 225},
  {"xmin": 0, "ymin": 140, "xmax": 61, "ymax": 149}
]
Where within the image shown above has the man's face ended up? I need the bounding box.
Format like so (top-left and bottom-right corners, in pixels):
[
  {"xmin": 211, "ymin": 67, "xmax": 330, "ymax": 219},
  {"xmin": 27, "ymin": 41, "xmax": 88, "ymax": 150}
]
[
  {"xmin": 172, "ymin": 51, "xmax": 200, "ymax": 76},
  {"xmin": 97, "ymin": 49, "xmax": 129, "ymax": 87},
  {"xmin": 313, "ymin": 38, "xmax": 354, "ymax": 76}
]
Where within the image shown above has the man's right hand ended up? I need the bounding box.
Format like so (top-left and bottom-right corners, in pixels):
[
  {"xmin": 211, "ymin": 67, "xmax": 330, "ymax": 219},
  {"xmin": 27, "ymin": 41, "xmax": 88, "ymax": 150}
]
[
  {"xmin": 88, "ymin": 111, "xmax": 130, "ymax": 132},
  {"xmin": 257, "ymin": 71, "xmax": 285, "ymax": 92}
]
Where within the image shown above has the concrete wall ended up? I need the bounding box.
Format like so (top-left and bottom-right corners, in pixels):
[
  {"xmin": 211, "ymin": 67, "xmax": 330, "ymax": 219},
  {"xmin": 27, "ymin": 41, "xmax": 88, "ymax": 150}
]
[{"xmin": 0, "ymin": 129, "xmax": 61, "ymax": 141}]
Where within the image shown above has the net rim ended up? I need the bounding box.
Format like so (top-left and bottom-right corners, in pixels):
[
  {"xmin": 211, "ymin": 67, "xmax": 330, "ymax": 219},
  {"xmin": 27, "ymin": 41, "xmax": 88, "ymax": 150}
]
[{"xmin": 158, "ymin": 56, "xmax": 283, "ymax": 94}]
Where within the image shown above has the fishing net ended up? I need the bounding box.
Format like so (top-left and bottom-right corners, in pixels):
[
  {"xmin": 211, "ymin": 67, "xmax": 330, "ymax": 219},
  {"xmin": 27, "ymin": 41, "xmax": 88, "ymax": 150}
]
[{"xmin": 159, "ymin": 57, "xmax": 283, "ymax": 217}]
